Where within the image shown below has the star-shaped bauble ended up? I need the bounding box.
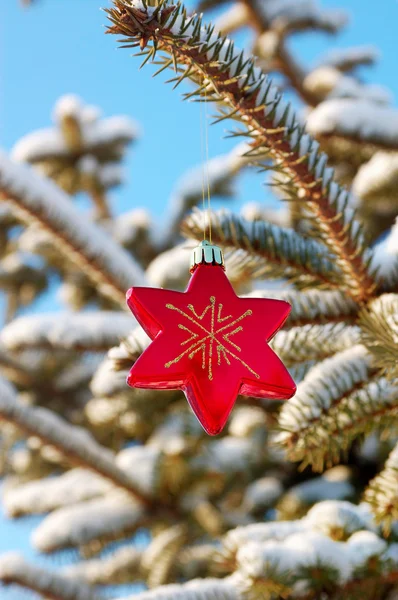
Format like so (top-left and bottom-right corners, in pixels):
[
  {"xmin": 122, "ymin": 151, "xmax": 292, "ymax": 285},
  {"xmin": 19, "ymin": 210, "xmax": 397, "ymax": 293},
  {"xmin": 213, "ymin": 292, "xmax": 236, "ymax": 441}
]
[{"xmin": 126, "ymin": 242, "xmax": 296, "ymax": 435}]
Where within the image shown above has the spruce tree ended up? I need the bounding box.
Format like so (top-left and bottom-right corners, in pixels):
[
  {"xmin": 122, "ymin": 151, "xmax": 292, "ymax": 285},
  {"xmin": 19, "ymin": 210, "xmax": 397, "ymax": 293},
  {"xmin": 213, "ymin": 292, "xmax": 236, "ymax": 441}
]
[{"xmin": 1, "ymin": 0, "xmax": 398, "ymax": 598}]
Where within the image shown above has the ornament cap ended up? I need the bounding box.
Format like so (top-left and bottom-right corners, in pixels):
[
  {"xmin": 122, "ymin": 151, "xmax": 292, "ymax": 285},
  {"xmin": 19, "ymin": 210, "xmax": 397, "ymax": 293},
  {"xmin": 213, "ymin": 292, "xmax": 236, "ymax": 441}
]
[{"xmin": 190, "ymin": 240, "xmax": 225, "ymax": 272}]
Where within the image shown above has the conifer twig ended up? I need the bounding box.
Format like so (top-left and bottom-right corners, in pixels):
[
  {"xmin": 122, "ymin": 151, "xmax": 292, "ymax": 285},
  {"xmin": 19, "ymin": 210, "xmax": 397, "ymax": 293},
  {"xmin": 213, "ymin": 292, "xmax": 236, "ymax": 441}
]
[
  {"xmin": 0, "ymin": 151, "xmax": 147, "ymax": 307},
  {"xmin": 0, "ymin": 553, "xmax": 97, "ymax": 600},
  {"xmin": 0, "ymin": 375, "xmax": 152, "ymax": 506},
  {"xmin": 365, "ymin": 442, "xmax": 398, "ymax": 530},
  {"xmin": 244, "ymin": 288, "xmax": 359, "ymax": 327},
  {"xmin": 1, "ymin": 312, "xmax": 135, "ymax": 353},
  {"xmin": 106, "ymin": 0, "xmax": 376, "ymax": 301},
  {"xmin": 277, "ymin": 346, "xmax": 376, "ymax": 470},
  {"xmin": 240, "ymin": 0, "xmax": 319, "ymax": 107},
  {"xmin": 183, "ymin": 208, "xmax": 341, "ymax": 289}
]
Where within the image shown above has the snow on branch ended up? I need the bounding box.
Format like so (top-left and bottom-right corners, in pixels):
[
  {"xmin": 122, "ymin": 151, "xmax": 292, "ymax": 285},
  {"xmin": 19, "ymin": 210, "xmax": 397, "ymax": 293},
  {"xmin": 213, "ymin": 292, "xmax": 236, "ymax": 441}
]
[
  {"xmin": 371, "ymin": 218, "xmax": 398, "ymax": 281},
  {"xmin": 304, "ymin": 67, "xmax": 390, "ymax": 104},
  {"xmin": 318, "ymin": 45, "xmax": 380, "ymax": 72},
  {"xmin": 0, "ymin": 553, "xmax": 97, "ymax": 600},
  {"xmin": 1, "ymin": 311, "xmax": 135, "ymax": 352},
  {"xmin": 277, "ymin": 345, "xmax": 374, "ymax": 470},
  {"xmin": 245, "ymin": 288, "xmax": 358, "ymax": 326},
  {"xmin": 116, "ymin": 445, "xmax": 163, "ymax": 496},
  {"xmin": 183, "ymin": 209, "xmax": 340, "ymax": 290},
  {"xmin": 359, "ymin": 294, "xmax": 398, "ymax": 381},
  {"xmin": 141, "ymin": 524, "xmax": 187, "ymax": 588},
  {"xmin": 0, "ymin": 151, "xmax": 147, "ymax": 306},
  {"xmin": 90, "ymin": 326, "xmax": 153, "ymax": 397},
  {"xmin": 221, "ymin": 520, "xmax": 308, "ymax": 570},
  {"xmin": 64, "ymin": 545, "xmax": 142, "ymax": 585},
  {"xmin": 307, "ymin": 99, "xmax": 398, "ymax": 150},
  {"xmin": 304, "ymin": 500, "xmax": 376, "ymax": 538},
  {"xmin": 271, "ymin": 323, "xmax": 360, "ymax": 365},
  {"xmin": 236, "ymin": 529, "xmax": 387, "ymax": 593},
  {"xmin": 219, "ymin": 501, "xmax": 398, "ymax": 594},
  {"xmin": 32, "ymin": 491, "xmax": 146, "ymax": 553},
  {"xmin": 116, "ymin": 575, "xmax": 240, "ymax": 599},
  {"xmin": 3, "ymin": 468, "xmax": 111, "ymax": 517},
  {"xmin": 365, "ymin": 442, "xmax": 398, "ymax": 529},
  {"xmin": 146, "ymin": 243, "xmax": 193, "ymax": 289},
  {"xmin": 12, "ymin": 95, "xmax": 138, "ymax": 200},
  {"xmin": 106, "ymin": 0, "xmax": 375, "ymax": 301},
  {"xmin": 252, "ymin": 0, "xmax": 347, "ymax": 34},
  {"xmin": 0, "ymin": 375, "xmax": 151, "ymax": 504},
  {"xmin": 110, "ymin": 208, "xmax": 154, "ymax": 263},
  {"xmin": 353, "ymin": 152, "xmax": 398, "ymax": 207},
  {"xmin": 213, "ymin": 3, "xmax": 250, "ymax": 35}
]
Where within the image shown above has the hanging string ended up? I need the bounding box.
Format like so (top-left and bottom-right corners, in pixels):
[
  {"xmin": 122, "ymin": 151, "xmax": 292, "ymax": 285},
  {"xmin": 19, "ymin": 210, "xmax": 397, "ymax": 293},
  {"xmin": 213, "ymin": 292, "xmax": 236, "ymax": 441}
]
[
  {"xmin": 199, "ymin": 79, "xmax": 212, "ymax": 243},
  {"xmin": 204, "ymin": 84, "xmax": 212, "ymax": 244},
  {"xmin": 200, "ymin": 83, "xmax": 207, "ymax": 241}
]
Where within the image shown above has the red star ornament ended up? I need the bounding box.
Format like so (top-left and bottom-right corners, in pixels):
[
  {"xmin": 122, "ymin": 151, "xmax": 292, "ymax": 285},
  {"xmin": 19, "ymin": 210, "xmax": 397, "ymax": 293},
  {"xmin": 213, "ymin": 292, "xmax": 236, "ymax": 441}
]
[{"xmin": 126, "ymin": 243, "xmax": 296, "ymax": 435}]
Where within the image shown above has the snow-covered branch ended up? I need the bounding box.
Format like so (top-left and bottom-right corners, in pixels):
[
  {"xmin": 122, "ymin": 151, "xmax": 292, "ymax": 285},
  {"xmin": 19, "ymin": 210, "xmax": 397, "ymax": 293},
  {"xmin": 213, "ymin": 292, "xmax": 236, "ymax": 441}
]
[
  {"xmin": 245, "ymin": 288, "xmax": 358, "ymax": 326},
  {"xmin": 32, "ymin": 492, "xmax": 146, "ymax": 553},
  {"xmin": 183, "ymin": 209, "xmax": 341, "ymax": 290},
  {"xmin": 0, "ymin": 151, "xmax": 147, "ymax": 306},
  {"xmin": 307, "ymin": 99, "xmax": 398, "ymax": 150},
  {"xmin": 1, "ymin": 312, "xmax": 135, "ymax": 352},
  {"xmin": 0, "ymin": 375, "xmax": 151, "ymax": 504},
  {"xmin": 0, "ymin": 553, "xmax": 97, "ymax": 600}
]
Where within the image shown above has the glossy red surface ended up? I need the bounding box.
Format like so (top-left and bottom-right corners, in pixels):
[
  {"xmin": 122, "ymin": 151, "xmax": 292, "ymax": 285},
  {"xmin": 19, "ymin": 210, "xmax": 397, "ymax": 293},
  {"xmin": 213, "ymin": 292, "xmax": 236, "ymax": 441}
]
[{"xmin": 126, "ymin": 264, "xmax": 296, "ymax": 435}]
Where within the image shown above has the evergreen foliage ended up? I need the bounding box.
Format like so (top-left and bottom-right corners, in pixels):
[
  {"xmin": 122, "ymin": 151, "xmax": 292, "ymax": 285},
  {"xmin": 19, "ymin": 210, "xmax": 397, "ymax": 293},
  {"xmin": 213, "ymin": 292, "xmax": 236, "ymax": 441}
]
[{"xmin": 1, "ymin": 0, "xmax": 398, "ymax": 598}]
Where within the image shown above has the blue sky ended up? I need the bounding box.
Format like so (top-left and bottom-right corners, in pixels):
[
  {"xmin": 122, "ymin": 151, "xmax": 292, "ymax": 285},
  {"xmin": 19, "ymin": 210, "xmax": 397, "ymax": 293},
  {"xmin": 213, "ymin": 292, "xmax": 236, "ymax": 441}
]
[
  {"xmin": 3, "ymin": 0, "xmax": 398, "ymax": 222},
  {"xmin": 1, "ymin": 0, "xmax": 398, "ymax": 597}
]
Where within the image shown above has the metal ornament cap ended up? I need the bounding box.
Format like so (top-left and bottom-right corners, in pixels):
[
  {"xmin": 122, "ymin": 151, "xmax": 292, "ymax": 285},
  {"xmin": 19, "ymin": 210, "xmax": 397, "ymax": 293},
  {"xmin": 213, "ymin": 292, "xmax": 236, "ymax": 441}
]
[{"xmin": 190, "ymin": 240, "xmax": 224, "ymax": 272}]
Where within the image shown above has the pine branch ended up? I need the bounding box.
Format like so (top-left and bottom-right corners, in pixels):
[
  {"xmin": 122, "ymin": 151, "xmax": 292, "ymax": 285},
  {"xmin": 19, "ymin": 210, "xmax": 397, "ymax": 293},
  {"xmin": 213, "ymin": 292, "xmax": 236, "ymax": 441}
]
[
  {"xmin": 3, "ymin": 468, "xmax": 111, "ymax": 518},
  {"xmin": 240, "ymin": 0, "xmax": 319, "ymax": 107},
  {"xmin": 0, "ymin": 375, "xmax": 152, "ymax": 505},
  {"xmin": 371, "ymin": 218, "xmax": 398, "ymax": 287},
  {"xmin": 236, "ymin": 528, "xmax": 393, "ymax": 600},
  {"xmin": 365, "ymin": 442, "xmax": 398, "ymax": 531},
  {"xmin": 32, "ymin": 492, "xmax": 147, "ymax": 553},
  {"xmin": 277, "ymin": 346, "xmax": 378, "ymax": 470},
  {"xmin": 12, "ymin": 95, "xmax": 137, "ymax": 219},
  {"xmin": 220, "ymin": 520, "xmax": 308, "ymax": 572},
  {"xmin": 141, "ymin": 524, "xmax": 187, "ymax": 588},
  {"xmin": 106, "ymin": 0, "xmax": 376, "ymax": 301},
  {"xmin": 288, "ymin": 359, "xmax": 317, "ymax": 384},
  {"xmin": 0, "ymin": 553, "xmax": 97, "ymax": 600},
  {"xmin": 64, "ymin": 545, "xmax": 143, "ymax": 585},
  {"xmin": 359, "ymin": 294, "xmax": 398, "ymax": 381},
  {"xmin": 353, "ymin": 152, "xmax": 398, "ymax": 208},
  {"xmin": 0, "ymin": 344, "xmax": 37, "ymax": 387},
  {"xmin": 299, "ymin": 377, "xmax": 398, "ymax": 463},
  {"xmin": 114, "ymin": 575, "xmax": 240, "ymax": 599},
  {"xmin": 0, "ymin": 151, "xmax": 147, "ymax": 307},
  {"xmin": 271, "ymin": 323, "xmax": 360, "ymax": 366},
  {"xmin": 307, "ymin": 99, "xmax": 398, "ymax": 153},
  {"xmin": 245, "ymin": 288, "xmax": 359, "ymax": 327},
  {"xmin": 183, "ymin": 209, "xmax": 341, "ymax": 289},
  {"xmin": 319, "ymin": 45, "xmax": 379, "ymax": 72},
  {"xmin": 1, "ymin": 312, "xmax": 135, "ymax": 353}
]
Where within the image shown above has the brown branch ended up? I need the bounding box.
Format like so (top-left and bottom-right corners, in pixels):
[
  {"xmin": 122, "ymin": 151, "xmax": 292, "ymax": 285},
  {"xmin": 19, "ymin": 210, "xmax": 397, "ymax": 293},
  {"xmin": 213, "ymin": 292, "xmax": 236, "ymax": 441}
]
[
  {"xmin": 1, "ymin": 191, "xmax": 126, "ymax": 307},
  {"xmin": 242, "ymin": 0, "xmax": 319, "ymax": 107},
  {"xmin": 106, "ymin": 1, "xmax": 376, "ymax": 302}
]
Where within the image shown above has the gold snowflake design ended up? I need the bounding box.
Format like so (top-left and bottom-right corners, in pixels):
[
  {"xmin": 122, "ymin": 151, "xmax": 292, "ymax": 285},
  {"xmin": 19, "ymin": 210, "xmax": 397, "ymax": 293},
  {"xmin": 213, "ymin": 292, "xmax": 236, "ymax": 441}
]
[{"xmin": 164, "ymin": 296, "xmax": 260, "ymax": 381}]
